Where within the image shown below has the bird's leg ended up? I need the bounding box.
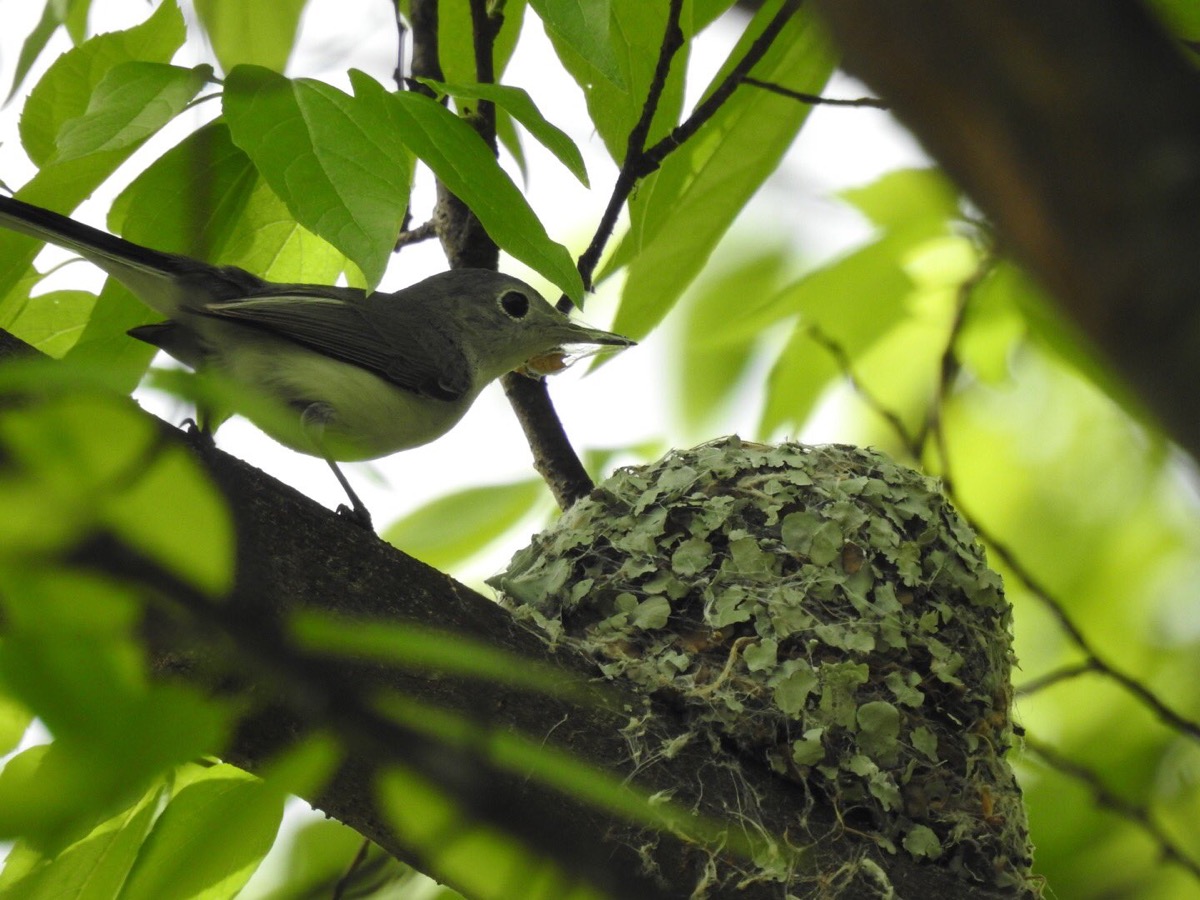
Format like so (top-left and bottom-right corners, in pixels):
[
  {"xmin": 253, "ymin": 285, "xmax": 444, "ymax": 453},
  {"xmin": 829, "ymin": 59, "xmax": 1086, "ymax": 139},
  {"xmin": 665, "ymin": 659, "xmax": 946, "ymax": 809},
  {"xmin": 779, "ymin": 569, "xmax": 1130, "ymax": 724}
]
[
  {"xmin": 301, "ymin": 402, "xmax": 374, "ymax": 530},
  {"xmin": 326, "ymin": 458, "xmax": 373, "ymax": 530},
  {"xmin": 180, "ymin": 405, "xmax": 218, "ymax": 452}
]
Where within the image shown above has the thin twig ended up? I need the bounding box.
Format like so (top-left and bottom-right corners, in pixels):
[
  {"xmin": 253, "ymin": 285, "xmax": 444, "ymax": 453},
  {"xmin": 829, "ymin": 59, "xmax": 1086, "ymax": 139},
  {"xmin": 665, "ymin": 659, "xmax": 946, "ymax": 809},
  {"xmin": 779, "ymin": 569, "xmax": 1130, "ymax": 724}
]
[
  {"xmin": 642, "ymin": 0, "xmax": 803, "ymax": 168},
  {"xmin": 920, "ymin": 254, "xmax": 993, "ymax": 491},
  {"xmin": 332, "ymin": 839, "xmax": 373, "ymax": 900},
  {"xmin": 848, "ymin": 250, "xmax": 1200, "ymax": 745},
  {"xmin": 923, "ymin": 259, "xmax": 1200, "ymax": 743},
  {"xmin": 573, "ymin": 0, "xmax": 687, "ymax": 300},
  {"xmin": 1024, "ymin": 734, "xmax": 1200, "ymax": 883},
  {"xmin": 741, "ymin": 76, "xmax": 888, "ymax": 109},
  {"xmin": 1014, "ymin": 661, "xmax": 1098, "ymax": 697},
  {"xmin": 395, "ymin": 220, "xmax": 437, "ymax": 249},
  {"xmin": 573, "ymin": 0, "xmax": 803, "ymax": 305},
  {"xmin": 806, "ymin": 325, "xmax": 918, "ymax": 451},
  {"xmin": 970, "ymin": 520, "xmax": 1200, "ymax": 744}
]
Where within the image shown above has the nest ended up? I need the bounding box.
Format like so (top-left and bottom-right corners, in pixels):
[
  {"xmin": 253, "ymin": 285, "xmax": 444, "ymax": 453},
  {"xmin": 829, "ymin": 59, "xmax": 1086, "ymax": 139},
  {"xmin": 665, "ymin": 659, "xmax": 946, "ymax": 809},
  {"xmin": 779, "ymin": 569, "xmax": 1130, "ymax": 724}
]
[{"xmin": 490, "ymin": 437, "xmax": 1035, "ymax": 896}]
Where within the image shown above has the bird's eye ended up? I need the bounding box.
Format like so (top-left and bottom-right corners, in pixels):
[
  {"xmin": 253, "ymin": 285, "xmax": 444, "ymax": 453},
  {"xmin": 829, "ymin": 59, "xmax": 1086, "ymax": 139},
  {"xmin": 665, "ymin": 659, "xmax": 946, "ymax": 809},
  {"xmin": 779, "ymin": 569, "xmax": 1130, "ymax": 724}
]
[{"xmin": 499, "ymin": 290, "xmax": 530, "ymax": 319}]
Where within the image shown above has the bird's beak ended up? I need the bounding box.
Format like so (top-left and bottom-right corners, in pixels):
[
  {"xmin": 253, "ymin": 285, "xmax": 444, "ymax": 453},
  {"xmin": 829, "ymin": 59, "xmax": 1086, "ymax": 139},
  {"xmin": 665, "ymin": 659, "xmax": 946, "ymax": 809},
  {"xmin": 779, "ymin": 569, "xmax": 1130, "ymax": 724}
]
[
  {"xmin": 523, "ymin": 322, "xmax": 635, "ymax": 376},
  {"xmin": 558, "ymin": 320, "xmax": 636, "ymax": 348}
]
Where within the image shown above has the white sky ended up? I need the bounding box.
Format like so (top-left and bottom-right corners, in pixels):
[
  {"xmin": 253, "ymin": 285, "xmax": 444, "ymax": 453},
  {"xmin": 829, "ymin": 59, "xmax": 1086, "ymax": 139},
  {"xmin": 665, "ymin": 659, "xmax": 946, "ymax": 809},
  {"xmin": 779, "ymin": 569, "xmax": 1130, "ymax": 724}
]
[{"xmin": 0, "ymin": 0, "xmax": 927, "ymax": 579}]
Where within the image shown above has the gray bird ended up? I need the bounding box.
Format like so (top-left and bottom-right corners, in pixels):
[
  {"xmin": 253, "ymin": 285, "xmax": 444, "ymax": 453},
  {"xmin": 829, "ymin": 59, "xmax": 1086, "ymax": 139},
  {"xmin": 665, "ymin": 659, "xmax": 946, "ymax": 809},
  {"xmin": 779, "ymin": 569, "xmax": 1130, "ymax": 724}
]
[{"xmin": 0, "ymin": 194, "xmax": 632, "ymax": 526}]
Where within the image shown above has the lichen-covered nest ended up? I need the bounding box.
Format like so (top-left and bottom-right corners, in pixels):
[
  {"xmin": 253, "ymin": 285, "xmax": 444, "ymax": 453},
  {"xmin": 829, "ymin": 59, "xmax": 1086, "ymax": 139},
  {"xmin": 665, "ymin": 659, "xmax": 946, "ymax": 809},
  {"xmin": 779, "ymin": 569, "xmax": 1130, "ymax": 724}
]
[{"xmin": 489, "ymin": 437, "xmax": 1034, "ymax": 896}]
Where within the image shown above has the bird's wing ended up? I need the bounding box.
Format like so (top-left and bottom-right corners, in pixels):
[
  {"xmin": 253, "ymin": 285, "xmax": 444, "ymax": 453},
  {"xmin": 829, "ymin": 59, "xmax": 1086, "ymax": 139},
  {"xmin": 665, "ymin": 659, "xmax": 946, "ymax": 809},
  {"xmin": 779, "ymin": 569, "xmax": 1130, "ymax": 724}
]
[{"xmin": 201, "ymin": 289, "xmax": 471, "ymax": 401}]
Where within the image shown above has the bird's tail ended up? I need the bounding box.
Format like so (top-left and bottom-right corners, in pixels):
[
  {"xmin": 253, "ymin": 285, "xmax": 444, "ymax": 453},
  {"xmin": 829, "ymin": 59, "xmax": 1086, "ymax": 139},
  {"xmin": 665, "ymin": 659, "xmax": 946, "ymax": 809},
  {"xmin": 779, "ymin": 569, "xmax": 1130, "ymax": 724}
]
[{"xmin": 0, "ymin": 193, "xmax": 205, "ymax": 317}]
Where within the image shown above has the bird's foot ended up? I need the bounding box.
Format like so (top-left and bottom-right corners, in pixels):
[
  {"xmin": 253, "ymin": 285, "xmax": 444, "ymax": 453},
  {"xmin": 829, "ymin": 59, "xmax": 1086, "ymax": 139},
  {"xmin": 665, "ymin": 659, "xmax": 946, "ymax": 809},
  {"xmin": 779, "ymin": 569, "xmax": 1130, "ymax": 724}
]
[{"xmin": 336, "ymin": 501, "xmax": 374, "ymax": 530}]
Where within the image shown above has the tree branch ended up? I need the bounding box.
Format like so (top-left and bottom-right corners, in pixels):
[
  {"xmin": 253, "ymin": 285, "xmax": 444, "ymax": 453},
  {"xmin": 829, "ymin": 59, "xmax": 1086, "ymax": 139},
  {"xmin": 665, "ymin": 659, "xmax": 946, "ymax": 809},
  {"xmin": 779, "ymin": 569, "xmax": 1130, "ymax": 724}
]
[
  {"xmin": 3, "ymin": 327, "xmax": 1026, "ymax": 899},
  {"xmin": 574, "ymin": 0, "xmax": 687, "ymax": 296},
  {"xmin": 405, "ymin": 0, "xmax": 595, "ymax": 507},
  {"xmin": 575, "ymin": 0, "xmax": 803, "ymax": 300},
  {"xmin": 813, "ymin": 0, "xmax": 1200, "ymax": 464},
  {"xmin": 468, "ymin": 0, "xmax": 499, "ymax": 151},
  {"xmin": 1024, "ymin": 735, "xmax": 1200, "ymax": 882},
  {"xmin": 741, "ymin": 75, "xmax": 888, "ymax": 109},
  {"xmin": 641, "ymin": 0, "xmax": 801, "ymax": 169},
  {"xmin": 497, "ymin": 372, "xmax": 596, "ymax": 508}
]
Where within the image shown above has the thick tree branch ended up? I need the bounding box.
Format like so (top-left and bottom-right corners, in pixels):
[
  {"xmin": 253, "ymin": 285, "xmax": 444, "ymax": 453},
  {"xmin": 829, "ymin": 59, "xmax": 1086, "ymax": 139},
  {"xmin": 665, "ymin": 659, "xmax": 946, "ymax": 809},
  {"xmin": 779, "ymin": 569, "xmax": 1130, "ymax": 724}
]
[
  {"xmin": 814, "ymin": 0, "xmax": 1200, "ymax": 462},
  {"xmin": 2, "ymin": 327, "xmax": 1023, "ymax": 899}
]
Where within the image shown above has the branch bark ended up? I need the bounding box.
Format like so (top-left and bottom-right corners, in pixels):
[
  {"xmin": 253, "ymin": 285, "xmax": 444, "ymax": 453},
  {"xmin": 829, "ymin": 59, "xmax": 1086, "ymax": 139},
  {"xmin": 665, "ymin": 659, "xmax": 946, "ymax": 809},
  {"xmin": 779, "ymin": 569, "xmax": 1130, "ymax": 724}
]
[
  {"xmin": 147, "ymin": 415, "xmax": 1027, "ymax": 900},
  {"xmin": 814, "ymin": 0, "xmax": 1200, "ymax": 461}
]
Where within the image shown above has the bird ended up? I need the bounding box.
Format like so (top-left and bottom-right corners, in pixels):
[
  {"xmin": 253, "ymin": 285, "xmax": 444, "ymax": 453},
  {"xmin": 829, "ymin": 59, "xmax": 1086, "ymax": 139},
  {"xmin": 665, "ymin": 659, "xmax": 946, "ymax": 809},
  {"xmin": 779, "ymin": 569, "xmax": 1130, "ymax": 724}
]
[{"xmin": 0, "ymin": 193, "xmax": 633, "ymax": 526}]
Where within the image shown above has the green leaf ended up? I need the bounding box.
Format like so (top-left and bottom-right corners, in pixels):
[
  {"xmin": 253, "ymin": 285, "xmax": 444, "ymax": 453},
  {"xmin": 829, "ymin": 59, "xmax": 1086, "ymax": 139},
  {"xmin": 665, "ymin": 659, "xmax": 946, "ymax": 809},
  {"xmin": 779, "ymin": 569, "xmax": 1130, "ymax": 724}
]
[
  {"xmin": 7, "ymin": 289, "xmax": 96, "ymax": 358},
  {"xmin": 19, "ymin": 0, "xmax": 186, "ymax": 165},
  {"xmin": 9, "ymin": 124, "xmax": 257, "ymax": 392},
  {"xmin": 0, "ymin": 662, "xmax": 223, "ymax": 852},
  {"xmin": 0, "ymin": 777, "xmax": 164, "ymax": 900},
  {"xmin": 63, "ymin": 0, "xmax": 92, "ymax": 44},
  {"xmin": 496, "ymin": 106, "xmax": 529, "ymax": 184},
  {"xmin": 118, "ymin": 765, "xmax": 283, "ymax": 900},
  {"xmin": 373, "ymin": 77, "xmax": 584, "ymax": 301},
  {"xmin": 52, "ymin": 62, "xmax": 213, "ymax": 163},
  {"xmin": 545, "ymin": 2, "xmax": 687, "ymax": 163},
  {"xmin": 0, "ymin": 694, "xmax": 33, "ymax": 758},
  {"xmin": 750, "ymin": 169, "xmax": 978, "ymax": 439},
  {"xmin": 422, "ymin": 79, "xmax": 589, "ymax": 185},
  {"xmin": 243, "ymin": 817, "xmax": 400, "ymax": 900},
  {"xmin": 4, "ymin": 0, "xmax": 89, "ymax": 104},
  {"xmin": 839, "ymin": 167, "xmax": 961, "ymax": 235},
  {"xmin": 1147, "ymin": 0, "xmax": 1200, "ymax": 39},
  {"xmin": 104, "ymin": 446, "xmax": 234, "ymax": 599},
  {"xmin": 290, "ymin": 614, "xmax": 593, "ymax": 703},
  {"xmin": 375, "ymin": 703, "xmax": 741, "ymax": 897},
  {"xmin": 0, "ymin": 0, "xmax": 187, "ymax": 345},
  {"xmin": 383, "ymin": 478, "xmax": 545, "ymax": 569},
  {"xmin": 529, "ymin": 0, "xmax": 624, "ymax": 88},
  {"xmin": 674, "ymin": 245, "xmax": 793, "ymax": 433},
  {"xmin": 53, "ymin": 122, "xmax": 261, "ymax": 393},
  {"xmin": 691, "ymin": 0, "xmax": 739, "ymax": 30},
  {"xmin": 193, "ymin": 0, "xmax": 309, "ymax": 73},
  {"xmin": 0, "ymin": 378, "xmax": 233, "ymax": 594},
  {"xmin": 226, "ymin": 179, "xmax": 356, "ymax": 284},
  {"xmin": 223, "ymin": 66, "xmax": 413, "ymax": 289},
  {"xmin": 110, "ymin": 121, "xmax": 258, "ymax": 259},
  {"xmin": 759, "ymin": 237, "xmax": 917, "ymax": 435},
  {"xmin": 983, "ymin": 261, "xmax": 1151, "ymax": 424},
  {"xmin": 608, "ymin": 1, "xmax": 836, "ymax": 339},
  {"xmin": 436, "ymin": 0, "xmax": 528, "ymax": 84}
]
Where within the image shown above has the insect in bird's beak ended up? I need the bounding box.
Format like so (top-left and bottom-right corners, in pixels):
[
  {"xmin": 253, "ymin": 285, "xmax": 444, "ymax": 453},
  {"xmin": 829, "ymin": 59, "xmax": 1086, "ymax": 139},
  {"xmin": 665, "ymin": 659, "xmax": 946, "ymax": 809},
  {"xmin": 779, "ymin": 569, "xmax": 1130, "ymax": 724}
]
[
  {"xmin": 520, "ymin": 349, "xmax": 570, "ymax": 377},
  {"xmin": 519, "ymin": 343, "xmax": 624, "ymax": 378}
]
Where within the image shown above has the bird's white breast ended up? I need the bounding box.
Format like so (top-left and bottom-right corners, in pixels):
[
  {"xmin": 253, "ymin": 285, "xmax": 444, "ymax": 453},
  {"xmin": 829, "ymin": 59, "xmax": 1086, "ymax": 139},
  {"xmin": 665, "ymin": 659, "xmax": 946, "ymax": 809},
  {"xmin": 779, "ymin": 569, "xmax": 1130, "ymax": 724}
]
[{"xmin": 208, "ymin": 325, "xmax": 476, "ymax": 461}]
